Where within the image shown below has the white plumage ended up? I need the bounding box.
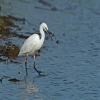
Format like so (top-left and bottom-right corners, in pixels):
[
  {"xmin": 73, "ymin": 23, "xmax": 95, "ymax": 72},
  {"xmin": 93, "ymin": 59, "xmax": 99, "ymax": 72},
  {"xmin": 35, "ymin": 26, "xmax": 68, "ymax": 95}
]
[
  {"xmin": 18, "ymin": 22, "xmax": 50, "ymax": 75},
  {"xmin": 18, "ymin": 34, "xmax": 42, "ymax": 56},
  {"xmin": 18, "ymin": 22, "xmax": 47, "ymax": 56}
]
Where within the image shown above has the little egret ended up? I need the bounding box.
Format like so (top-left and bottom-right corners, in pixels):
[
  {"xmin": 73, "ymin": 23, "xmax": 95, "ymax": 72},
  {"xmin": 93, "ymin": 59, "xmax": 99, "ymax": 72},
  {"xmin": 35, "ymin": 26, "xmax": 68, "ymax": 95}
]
[{"xmin": 18, "ymin": 22, "xmax": 52, "ymax": 75}]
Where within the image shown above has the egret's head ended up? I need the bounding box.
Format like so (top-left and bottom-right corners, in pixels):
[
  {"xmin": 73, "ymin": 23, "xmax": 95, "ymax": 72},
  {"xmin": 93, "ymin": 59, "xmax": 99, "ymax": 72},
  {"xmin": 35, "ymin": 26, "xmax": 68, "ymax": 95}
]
[
  {"xmin": 40, "ymin": 22, "xmax": 54, "ymax": 39},
  {"xmin": 41, "ymin": 22, "xmax": 48, "ymax": 32}
]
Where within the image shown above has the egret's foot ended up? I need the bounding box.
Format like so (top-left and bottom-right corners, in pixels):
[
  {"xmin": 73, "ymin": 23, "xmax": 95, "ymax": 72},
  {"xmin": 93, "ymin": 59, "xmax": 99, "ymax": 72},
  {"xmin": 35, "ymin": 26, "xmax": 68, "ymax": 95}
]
[
  {"xmin": 38, "ymin": 71, "xmax": 47, "ymax": 76},
  {"xmin": 33, "ymin": 64, "xmax": 47, "ymax": 76},
  {"xmin": 34, "ymin": 69, "xmax": 47, "ymax": 76}
]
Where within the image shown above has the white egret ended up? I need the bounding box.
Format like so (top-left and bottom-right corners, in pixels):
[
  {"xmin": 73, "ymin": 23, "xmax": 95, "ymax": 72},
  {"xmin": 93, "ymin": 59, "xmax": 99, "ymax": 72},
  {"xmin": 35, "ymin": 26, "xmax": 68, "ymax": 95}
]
[{"xmin": 18, "ymin": 22, "xmax": 52, "ymax": 75}]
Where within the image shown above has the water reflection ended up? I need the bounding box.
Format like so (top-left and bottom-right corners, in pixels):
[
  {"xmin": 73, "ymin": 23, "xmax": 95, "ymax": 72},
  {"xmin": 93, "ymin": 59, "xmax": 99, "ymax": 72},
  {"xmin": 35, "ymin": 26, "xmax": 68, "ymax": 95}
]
[
  {"xmin": 25, "ymin": 81, "xmax": 38, "ymax": 94},
  {"xmin": 7, "ymin": 76, "xmax": 39, "ymax": 100}
]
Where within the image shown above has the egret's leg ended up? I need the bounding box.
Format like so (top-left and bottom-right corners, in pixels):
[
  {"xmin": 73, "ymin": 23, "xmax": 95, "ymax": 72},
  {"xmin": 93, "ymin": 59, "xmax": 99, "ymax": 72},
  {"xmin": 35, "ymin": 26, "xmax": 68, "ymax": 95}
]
[
  {"xmin": 25, "ymin": 54, "xmax": 28, "ymax": 76},
  {"xmin": 33, "ymin": 55, "xmax": 42, "ymax": 75}
]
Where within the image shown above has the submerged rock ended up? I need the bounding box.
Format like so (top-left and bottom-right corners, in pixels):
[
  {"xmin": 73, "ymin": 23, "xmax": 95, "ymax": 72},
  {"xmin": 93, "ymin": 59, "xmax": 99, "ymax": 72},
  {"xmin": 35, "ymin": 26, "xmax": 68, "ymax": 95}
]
[
  {"xmin": 38, "ymin": 0, "xmax": 52, "ymax": 7},
  {"xmin": 0, "ymin": 15, "xmax": 26, "ymax": 39},
  {"xmin": 0, "ymin": 44, "xmax": 19, "ymax": 59},
  {"xmin": 8, "ymin": 78, "xmax": 21, "ymax": 82}
]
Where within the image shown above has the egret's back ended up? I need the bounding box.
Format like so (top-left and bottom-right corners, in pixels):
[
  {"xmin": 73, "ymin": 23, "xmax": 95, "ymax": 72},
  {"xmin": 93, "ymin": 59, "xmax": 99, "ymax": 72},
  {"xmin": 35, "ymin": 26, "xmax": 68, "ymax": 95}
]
[{"xmin": 18, "ymin": 34, "xmax": 41, "ymax": 56}]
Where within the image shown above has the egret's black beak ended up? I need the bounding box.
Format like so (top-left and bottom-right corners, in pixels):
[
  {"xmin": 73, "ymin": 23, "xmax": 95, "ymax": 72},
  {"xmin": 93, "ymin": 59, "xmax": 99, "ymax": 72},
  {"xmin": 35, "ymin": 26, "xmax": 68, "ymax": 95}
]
[
  {"xmin": 43, "ymin": 28, "xmax": 52, "ymax": 35},
  {"xmin": 46, "ymin": 30, "xmax": 55, "ymax": 40},
  {"xmin": 43, "ymin": 28, "xmax": 55, "ymax": 40},
  {"xmin": 47, "ymin": 31, "xmax": 54, "ymax": 37}
]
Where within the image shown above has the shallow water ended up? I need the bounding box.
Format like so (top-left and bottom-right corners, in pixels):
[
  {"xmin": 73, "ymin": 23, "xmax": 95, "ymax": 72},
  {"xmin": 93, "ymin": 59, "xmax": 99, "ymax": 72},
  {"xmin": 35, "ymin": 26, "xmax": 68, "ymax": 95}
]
[{"xmin": 0, "ymin": 0, "xmax": 100, "ymax": 100}]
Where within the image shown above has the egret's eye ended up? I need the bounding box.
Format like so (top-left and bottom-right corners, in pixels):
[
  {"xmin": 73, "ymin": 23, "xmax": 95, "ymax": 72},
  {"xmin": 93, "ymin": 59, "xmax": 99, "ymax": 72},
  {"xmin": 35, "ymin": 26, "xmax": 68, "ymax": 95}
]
[{"xmin": 43, "ymin": 27, "xmax": 48, "ymax": 32}]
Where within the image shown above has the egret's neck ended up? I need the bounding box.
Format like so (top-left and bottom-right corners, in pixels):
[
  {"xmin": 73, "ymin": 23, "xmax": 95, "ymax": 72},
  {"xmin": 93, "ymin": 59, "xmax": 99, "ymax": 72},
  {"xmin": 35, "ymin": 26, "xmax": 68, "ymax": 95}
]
[{"xmin": 40, "ymin": 26, "xmax": 45, "ymax": 43}]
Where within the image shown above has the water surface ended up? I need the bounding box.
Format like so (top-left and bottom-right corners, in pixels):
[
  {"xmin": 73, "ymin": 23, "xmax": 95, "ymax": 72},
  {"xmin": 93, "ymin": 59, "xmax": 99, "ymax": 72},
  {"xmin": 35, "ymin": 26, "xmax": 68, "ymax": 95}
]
[{"xmin": 0, "ymin": 0, "xmax": 100, "ymax": 100}]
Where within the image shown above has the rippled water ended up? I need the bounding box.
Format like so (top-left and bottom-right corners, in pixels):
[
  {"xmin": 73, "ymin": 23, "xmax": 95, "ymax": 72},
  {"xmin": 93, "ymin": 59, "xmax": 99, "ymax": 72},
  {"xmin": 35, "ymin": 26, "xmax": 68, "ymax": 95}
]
[{"xmin": 0, "ymin": 0, "xmax": 100, "ymax": 100}]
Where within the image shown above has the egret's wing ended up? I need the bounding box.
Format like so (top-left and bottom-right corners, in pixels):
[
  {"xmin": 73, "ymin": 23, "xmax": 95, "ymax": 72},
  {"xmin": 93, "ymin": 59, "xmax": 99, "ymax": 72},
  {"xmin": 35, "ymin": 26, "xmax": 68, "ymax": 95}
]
[{"xmin": 18, "ymin": 34, "xmax": 39, "ymax": 56}]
